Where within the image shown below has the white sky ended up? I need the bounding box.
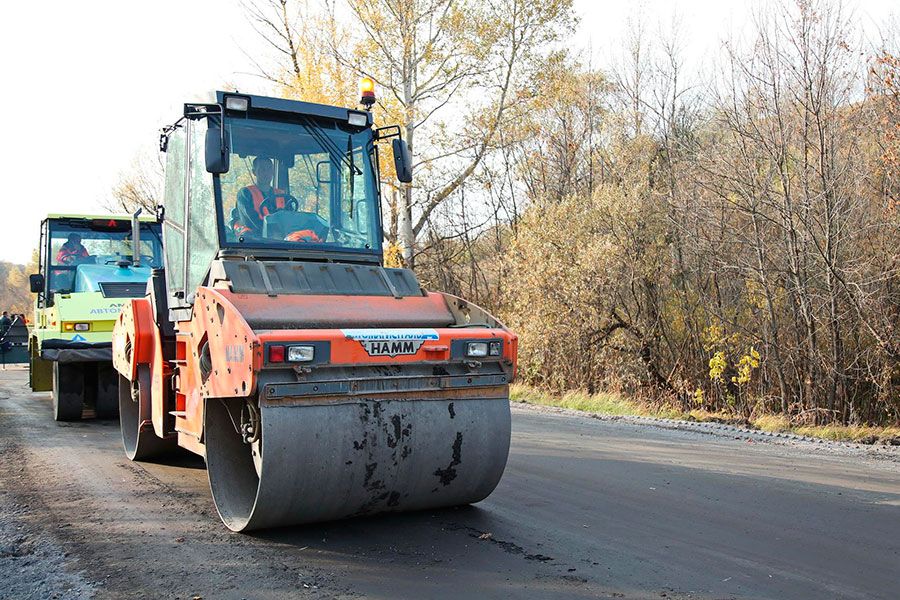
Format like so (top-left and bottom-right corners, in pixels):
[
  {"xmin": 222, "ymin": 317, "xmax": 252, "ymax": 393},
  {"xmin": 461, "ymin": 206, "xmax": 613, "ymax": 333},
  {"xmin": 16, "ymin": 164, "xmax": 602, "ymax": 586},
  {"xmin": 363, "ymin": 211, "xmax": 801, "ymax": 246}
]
[{"xmin": 0, "ymin": 0, "xmax": 895, "ymax": 264}]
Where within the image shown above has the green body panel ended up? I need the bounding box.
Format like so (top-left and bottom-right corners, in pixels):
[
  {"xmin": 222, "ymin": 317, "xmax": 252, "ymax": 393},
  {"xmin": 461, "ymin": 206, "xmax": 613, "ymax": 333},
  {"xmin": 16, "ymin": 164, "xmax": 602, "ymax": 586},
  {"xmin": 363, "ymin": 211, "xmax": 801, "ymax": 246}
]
[
  {"xmin": 30, "ymin": 292, "xmax": 127, "ymax": 392},
  {"xmin": 29, "ymin": 337, "xmax": 52, "ymax": 391},
  {"xmin": 31, "ymin": 292, "xmax": 125, "ymax": 349}
]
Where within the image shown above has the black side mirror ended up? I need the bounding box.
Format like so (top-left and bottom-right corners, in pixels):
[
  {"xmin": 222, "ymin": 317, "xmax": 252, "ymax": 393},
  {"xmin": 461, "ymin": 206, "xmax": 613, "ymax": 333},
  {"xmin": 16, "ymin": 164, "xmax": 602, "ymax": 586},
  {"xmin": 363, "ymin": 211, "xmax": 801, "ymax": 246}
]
[
  {"xmin": 29, "ymin": 274, "xmax": 44, "ymax": 293},
  {"xmin": 392, "ymin": 138, "xmax": 413, "ymax": 183},
  {"xmin": 205, "ymin": 126, "xmax": 230, "ymax": 174}
]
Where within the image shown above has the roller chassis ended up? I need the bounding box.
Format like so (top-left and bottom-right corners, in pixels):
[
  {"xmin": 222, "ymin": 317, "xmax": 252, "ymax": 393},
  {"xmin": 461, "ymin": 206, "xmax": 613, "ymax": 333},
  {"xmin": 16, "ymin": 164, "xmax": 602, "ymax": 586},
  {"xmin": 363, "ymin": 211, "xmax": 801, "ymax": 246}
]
[
  {"xmin": 112, "ymin": 90, "xmax": 519, "ymax": 531},
  {"xmin": 114, "ymin": 260, "xmax": 518, "ymax": 531},
  {"xmin": 32, "ymin": 295, "xmax": 126, "ymax": 421},
  {"xmin": 29, "ymin": 214, "xmax": 162, "ymax": 421}
]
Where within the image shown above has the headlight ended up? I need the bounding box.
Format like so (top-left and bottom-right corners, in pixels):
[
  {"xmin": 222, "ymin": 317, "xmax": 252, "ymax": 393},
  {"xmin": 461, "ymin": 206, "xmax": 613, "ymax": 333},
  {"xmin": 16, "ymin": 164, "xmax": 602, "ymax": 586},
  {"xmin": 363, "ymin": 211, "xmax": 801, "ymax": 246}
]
[
  {"xmin": 466, "ymin": 342, "xmax": 488, "ymax": 357},
  {"xmin": 489, "ymin": 341, "xmax": 502, "ymax": 356},
  {"xmin": 287, "ymin": 345, "xmax": 315, "ymax": 362},
  {"xmin": 63, "ymin": 322, "xmax": 90, "ymax": 332}
]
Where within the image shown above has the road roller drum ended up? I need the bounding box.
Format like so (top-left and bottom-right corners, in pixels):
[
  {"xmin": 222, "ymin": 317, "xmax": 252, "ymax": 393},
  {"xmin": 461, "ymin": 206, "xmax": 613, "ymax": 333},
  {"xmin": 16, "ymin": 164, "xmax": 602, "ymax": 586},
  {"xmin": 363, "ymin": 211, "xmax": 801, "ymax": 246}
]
[{"xmin": 206, "ymin": 397, "xmax": 510, "ymax": 531}]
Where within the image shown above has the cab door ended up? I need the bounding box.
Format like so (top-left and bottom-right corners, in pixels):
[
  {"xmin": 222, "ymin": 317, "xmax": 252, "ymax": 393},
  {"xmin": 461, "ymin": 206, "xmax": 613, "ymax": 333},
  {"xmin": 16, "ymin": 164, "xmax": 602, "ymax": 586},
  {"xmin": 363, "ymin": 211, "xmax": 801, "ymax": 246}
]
[{"xmin": 162, "ymin": 125, "xmax": 187, "ymax": 312}]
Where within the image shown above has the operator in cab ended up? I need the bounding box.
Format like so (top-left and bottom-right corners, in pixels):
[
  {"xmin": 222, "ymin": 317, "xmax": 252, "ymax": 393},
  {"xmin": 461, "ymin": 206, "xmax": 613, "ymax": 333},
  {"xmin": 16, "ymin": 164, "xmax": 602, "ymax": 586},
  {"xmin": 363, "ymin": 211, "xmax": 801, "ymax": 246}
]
[
  {"xmin": 56, "ymin": 233, "xmax": 90, "ymax": 265},
  {"xmin": 232, "ymin": 157, "xmax": 288, "ymax": 238},
  {"xmin": 231, "ymin": 157, "xmax": 323, "ymax": 243}
]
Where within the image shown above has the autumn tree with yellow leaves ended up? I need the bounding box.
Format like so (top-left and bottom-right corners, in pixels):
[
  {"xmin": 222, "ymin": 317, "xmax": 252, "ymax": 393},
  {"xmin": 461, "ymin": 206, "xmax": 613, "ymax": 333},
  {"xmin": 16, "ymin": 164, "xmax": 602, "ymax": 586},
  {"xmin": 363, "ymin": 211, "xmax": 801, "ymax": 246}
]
[
  {"xmin": 100, "ymin": 0, "xmax": 900, "ymax": 426},
  {"xmin": 243, "ymin": 0, "xmax": 575, "ymax": 267}
]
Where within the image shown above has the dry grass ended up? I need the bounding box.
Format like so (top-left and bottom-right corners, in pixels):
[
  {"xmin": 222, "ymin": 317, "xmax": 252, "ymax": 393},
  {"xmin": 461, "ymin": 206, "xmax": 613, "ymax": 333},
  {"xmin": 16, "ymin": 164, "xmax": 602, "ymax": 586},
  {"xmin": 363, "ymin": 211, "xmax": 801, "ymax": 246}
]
[
  {"xmin": 510, "ymin": 384, "xmax": 682, "ymax": 419},
  {"xmin": 751, "ymin": 414, "xmax": 900, "ymax": 443},
  {"xmin": 791, "ymin": 424, "xmax": 900, "ymax": 443},
  {"xmin": 510, "ymin": 384, "xmax": 900, "ymax": 445},
  {"xmin": 752, "ymin": 414, "xmax": 792, "ymax": 432}
]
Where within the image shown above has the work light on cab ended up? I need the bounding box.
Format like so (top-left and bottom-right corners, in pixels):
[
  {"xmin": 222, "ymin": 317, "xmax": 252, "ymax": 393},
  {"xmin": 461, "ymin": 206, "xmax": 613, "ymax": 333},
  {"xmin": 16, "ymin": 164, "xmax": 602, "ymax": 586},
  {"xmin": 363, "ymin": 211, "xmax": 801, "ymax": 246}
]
[
  {"xmin": 360, "ymin": 76, "xmax": 376, "ymax": 108},
  {"xmin": 224, "ymin": 95, "xmax": 250, "ymax": 112},
  {"xmin": 348, "ymin": 111, "xmax": 369, "ymax": 127}
]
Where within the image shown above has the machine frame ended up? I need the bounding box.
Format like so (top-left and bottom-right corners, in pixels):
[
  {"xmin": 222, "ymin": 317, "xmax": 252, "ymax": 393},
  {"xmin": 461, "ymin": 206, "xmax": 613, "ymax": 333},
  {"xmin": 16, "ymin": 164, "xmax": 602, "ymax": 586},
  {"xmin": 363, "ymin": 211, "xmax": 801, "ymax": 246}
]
[
  {"xmin": 30, "ymin": 213, "xmax": 162, "ymax": 420},
  {"xmin": 113, "ymin": 90, "xmax": 518, "ymax": 531}
]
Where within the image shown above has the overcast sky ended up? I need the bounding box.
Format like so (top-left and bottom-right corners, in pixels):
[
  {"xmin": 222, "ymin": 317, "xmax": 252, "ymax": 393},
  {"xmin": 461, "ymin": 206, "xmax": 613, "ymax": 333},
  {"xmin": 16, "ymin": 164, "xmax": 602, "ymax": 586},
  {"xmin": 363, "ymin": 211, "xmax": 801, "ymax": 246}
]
[{"xmin": 0, "ymin": 0, "xmax": 895, "ymax": 264}]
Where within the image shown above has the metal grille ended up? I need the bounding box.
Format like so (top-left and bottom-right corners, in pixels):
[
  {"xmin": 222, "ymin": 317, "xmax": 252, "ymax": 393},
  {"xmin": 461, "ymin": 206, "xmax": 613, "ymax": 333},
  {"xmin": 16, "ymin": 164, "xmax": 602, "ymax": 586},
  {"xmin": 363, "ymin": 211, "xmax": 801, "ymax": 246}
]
[{"xmin": 98, "ymin": 282, "xmax": 146, "ymax": 298}]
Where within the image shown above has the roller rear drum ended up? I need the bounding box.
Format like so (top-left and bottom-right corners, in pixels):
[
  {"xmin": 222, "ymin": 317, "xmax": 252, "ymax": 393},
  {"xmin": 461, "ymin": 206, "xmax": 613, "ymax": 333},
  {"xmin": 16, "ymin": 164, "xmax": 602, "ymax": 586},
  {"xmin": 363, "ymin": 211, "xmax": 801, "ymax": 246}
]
[{"xmin": 205, "ymin": 396, "xmax": 511, "ymax": 532}]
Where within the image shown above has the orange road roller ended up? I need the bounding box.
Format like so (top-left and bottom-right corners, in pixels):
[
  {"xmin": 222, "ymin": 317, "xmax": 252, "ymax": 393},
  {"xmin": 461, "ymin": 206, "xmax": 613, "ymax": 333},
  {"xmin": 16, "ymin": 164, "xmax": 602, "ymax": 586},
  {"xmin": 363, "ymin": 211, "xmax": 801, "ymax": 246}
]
[{"xmin": 111, "ymin": 88, "xmax": 517, "ymax": 531}]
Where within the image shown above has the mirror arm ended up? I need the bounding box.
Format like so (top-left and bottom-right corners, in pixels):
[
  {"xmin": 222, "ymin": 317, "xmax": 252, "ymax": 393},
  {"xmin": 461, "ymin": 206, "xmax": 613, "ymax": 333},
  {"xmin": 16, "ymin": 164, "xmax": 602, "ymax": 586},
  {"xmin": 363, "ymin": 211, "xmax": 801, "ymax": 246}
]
[
  {"xmin": 184, "ymin": 102, "xmax": 226, "ymax": 157},
  {"xmin": 159, "ymin": 117, "xmax": 185, "ymax": 152},
  {"xmin": 374, "ymin": 125, "xmax": 401, "ymax": 141}
]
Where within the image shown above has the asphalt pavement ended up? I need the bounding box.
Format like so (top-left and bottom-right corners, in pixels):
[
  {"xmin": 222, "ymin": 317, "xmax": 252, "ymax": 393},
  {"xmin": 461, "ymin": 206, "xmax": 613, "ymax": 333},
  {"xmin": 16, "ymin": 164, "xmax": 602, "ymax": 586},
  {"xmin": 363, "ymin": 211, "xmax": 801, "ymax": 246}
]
[{"xmin": 0, "ymin": 367, "xmax": 897, "ymax": 600}]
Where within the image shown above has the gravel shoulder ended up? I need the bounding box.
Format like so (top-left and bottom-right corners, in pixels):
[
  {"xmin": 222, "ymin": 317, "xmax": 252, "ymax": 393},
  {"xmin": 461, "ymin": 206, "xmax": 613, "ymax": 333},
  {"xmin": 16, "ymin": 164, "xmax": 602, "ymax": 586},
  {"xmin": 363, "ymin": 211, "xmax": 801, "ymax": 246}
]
[{"xmin": 512, "ymin": 400, "xmax": 900, "ymax": 464}]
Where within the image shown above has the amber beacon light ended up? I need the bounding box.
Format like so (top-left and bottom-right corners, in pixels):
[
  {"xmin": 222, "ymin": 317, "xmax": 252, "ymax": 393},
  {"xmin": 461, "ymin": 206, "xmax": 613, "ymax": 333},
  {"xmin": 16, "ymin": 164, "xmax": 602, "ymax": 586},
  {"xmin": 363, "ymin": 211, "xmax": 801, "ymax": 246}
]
[{"xmin": 360, "ymin": 76, "xmax": 376, "ymax": 108}]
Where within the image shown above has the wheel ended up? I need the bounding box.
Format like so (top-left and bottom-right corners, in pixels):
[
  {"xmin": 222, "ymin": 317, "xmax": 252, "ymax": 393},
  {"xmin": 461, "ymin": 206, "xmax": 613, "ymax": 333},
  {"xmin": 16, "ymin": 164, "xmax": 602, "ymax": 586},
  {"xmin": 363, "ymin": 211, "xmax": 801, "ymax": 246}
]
[
  {"xmin": 95, "ymin": 363, "xmax": 119, "ymax": 419},
  {"xmin": 52, "ymin": 362, "xmax": 84, "ymax": 421},
  {"xmin": 119, "ymin": 366, "xmax": 175, "ymax": 461}
]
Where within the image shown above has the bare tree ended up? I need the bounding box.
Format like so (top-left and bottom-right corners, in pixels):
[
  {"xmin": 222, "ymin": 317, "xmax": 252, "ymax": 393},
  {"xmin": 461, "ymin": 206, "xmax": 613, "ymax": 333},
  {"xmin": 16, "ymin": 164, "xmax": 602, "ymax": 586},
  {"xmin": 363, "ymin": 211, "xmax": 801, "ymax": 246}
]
[{"xmin": 109, "ymin": 146, "xmax": 164, "ymax": 214}]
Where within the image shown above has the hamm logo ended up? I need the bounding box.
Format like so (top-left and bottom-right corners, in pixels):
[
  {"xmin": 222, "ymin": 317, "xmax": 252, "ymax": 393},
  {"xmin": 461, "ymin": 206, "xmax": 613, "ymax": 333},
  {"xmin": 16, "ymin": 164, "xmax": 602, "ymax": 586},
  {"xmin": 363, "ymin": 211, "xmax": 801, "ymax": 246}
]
[
  {"xmin": 341, "ymin": 328, "xmax": 439, "ymax": 358},
  {"xmin": 361, "ymin": 339, "xmax": 424, "ymax": 357}
]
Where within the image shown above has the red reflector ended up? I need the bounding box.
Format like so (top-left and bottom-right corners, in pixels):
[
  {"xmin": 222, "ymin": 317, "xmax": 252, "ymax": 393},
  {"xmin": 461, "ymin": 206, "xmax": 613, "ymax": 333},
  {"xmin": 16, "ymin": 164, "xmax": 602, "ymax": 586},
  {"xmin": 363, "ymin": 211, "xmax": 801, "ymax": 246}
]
[{"xmin": 269, "ymin": 345, "xmax": 285, "ymax": 362}]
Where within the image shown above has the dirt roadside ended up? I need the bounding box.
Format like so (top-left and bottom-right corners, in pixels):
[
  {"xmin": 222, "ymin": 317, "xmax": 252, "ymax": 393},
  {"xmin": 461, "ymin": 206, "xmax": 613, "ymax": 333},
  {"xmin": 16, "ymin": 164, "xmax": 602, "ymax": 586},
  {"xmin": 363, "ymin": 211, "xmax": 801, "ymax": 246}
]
[
  {"xmin": 0, "ymin": 368, "xmax": 351, "ymax": 600},
  {"xmin": 0, "ymin": 441, "xmax": 95, "ymax": 600}
]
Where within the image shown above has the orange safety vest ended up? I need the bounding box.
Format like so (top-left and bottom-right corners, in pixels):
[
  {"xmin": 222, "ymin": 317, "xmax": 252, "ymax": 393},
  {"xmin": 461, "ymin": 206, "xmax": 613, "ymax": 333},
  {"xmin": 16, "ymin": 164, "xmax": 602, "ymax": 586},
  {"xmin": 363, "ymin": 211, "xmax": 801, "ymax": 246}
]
[
  {"xmin": 248, "ymin": 185, "xmax": 287, "ymax": 217},
  {"xmin": 284, "ymin": 229, "xmax": 321, "ymax": 243},
  {"xmin": 233, "ymin": 186, "xmax": 287, "ymax": 236},
  {"xmin": 56, "ymin": 242, "xmax": 89, "ymax": 264}
]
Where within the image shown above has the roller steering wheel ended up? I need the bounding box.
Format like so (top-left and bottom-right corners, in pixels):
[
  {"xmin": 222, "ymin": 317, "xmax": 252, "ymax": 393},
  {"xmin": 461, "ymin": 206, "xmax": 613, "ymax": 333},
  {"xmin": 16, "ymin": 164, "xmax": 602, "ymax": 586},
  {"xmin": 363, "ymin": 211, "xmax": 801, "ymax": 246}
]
[{"xmin": 259, "ymin": 194, "xmax": 299, "ymax": 215}]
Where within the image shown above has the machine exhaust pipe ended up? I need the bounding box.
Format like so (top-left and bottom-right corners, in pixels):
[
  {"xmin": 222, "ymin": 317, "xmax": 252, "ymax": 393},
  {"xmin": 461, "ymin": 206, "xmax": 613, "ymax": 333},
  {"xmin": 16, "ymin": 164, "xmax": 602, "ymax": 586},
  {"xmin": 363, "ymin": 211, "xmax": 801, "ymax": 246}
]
[{"xmin": 131, "ymin": 208, "xmax": 142, "ymax": 267}]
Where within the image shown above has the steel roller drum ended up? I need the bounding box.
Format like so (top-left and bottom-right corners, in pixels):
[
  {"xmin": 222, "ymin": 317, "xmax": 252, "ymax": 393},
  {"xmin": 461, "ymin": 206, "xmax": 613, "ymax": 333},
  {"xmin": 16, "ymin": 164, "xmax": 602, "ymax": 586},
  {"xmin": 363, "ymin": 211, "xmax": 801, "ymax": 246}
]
[{"xmin": 205, "ymin": 396, "xmax": 511, "ymax": 532}]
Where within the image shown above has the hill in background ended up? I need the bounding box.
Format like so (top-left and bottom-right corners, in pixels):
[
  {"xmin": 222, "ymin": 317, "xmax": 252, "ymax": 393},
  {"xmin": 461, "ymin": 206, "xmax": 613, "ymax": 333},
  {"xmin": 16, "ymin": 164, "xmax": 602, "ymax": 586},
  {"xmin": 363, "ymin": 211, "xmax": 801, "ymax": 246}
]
[{"xmin": 0, "ymin": 257, "xmax": 36, "ymax": 315}]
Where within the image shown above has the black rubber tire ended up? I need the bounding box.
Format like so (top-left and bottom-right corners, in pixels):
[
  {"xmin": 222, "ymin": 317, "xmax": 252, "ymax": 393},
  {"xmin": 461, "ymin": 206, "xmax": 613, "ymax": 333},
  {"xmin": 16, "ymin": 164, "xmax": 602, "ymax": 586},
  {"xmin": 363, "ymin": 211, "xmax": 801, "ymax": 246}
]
[
  {"xmin": 95, "ymin": 363, "xmax": 119, "ymax": 419},
  {"xmin": 119, "ymin": 367, "xmax": 176, "ymax": 461},
  {"xmin": 52, "ymin": 362, "xmax": 83, "ymax": 422}
]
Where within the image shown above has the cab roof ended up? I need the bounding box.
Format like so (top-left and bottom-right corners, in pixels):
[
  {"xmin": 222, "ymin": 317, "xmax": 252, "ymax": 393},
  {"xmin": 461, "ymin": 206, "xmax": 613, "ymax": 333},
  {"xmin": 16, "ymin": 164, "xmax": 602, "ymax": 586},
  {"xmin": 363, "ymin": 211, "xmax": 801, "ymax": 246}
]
[
  {"xmin": 215, "ymin": 90, "xmax": 374, "ymax": 126},
  {"xmin": 44, "ymin": 213, "xmax": 157, "ymax": 222}
]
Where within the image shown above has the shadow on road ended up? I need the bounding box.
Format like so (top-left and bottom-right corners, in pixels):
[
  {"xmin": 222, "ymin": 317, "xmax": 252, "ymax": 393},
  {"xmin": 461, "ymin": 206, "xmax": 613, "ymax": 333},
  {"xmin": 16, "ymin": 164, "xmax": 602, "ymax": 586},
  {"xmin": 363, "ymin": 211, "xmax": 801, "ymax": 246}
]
[{"xmin": 250, "ymin": 503, "xmax": 495, "ymax": 548}]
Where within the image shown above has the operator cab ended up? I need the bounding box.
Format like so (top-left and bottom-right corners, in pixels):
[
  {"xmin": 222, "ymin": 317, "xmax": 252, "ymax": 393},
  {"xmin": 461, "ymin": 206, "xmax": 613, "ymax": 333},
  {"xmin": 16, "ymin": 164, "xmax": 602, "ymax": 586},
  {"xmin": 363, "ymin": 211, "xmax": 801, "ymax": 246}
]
[
  {"xmin": 221, "ymin": 116, "xmax": 378, "ymax": 253},
  {"xmin": 159, "ymin": 89, "xmax": 411, "ymax": 316},
  {"xmin": 34, "ymin": 216, "xmax": 163, "ymax": 305}
]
